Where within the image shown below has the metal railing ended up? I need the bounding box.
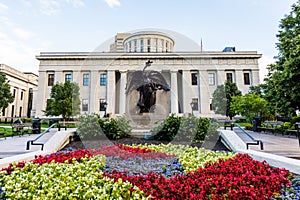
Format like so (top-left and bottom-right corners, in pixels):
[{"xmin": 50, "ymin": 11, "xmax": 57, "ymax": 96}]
[
  {"xmin": 235, "ymin": 123, "xmax": 264, "ymax": 150},
  {"xmin": 26, "ymin": 123, "xmax": 57, "ymax": 151}
]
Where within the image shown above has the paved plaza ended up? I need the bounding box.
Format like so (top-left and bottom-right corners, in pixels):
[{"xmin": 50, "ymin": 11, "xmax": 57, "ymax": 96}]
[{"xmin": 0, "ymin": 127, "xmax": 300, "ymax": 160}]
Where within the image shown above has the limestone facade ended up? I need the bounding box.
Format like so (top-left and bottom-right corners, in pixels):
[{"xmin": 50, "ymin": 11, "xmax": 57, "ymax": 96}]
[
  {"xmin": 0, "ymin": 64, "xmax": 38, "ymax": 118},
  {"xmin": 35, "ymin": 31, "xmax": 261, "ymax": 118}
]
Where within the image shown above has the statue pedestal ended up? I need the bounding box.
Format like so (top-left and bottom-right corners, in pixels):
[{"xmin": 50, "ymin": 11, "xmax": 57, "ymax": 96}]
[{"xmin": 128, "ymin": 113, "xmax": 167, "ymax": 138}]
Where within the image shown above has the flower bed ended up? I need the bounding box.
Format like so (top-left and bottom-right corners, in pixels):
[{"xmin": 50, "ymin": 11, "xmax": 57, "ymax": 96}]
[{"xmin": 0, "ymin": 144, "xmax": 298, "ymax": 199}]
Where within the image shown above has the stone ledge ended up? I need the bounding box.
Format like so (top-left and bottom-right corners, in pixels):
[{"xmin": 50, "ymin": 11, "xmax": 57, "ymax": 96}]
[
  {"xmin": 0, "ymin": 129, "xmax": 75, "ymax": 169},
  {"xmin": 219, "ymin": 129, "xmax": 300, "ymax": 174}
]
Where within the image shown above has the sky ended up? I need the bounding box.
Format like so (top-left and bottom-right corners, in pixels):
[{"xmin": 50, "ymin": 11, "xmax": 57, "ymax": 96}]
[{"xmin": 0, "ymin": 0, "xmax": 297, "ymax": 82}]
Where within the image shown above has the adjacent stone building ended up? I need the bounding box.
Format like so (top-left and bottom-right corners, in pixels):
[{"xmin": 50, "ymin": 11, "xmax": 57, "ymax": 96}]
[
  {"xmin": 0, "ymin": 64, "xmax": 38, "ymax": 118},
  {"xmin": 35, "ymin": 30, "xmax": 261, "ymax": 118}
]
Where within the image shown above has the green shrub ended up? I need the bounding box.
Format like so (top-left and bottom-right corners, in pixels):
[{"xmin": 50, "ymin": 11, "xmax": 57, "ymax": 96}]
[
  {"xmin": 149, "ymin": 115, "xmax": 213, "ymax": 142},
  {"xmin": 100, "ymin": 116, "xmax": 131, "ymax": 140},
  {"xmin": 76, "ymin": 114, "xmax": 106, "ymax": 140},
  {"xmin": 150, "ymin": 114, "xmax": 181, "ymax": 141}
]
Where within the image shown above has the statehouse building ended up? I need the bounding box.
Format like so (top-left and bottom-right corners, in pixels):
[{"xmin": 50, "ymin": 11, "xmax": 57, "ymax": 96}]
[{"xmin": 34, "ymin": 30, "xmax": 261, "ymax": 118}]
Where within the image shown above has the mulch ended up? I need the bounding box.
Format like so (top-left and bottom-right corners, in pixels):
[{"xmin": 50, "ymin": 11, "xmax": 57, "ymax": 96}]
[{"xmin": 63, "ymin": 136, "xmax": 230, "ymax": 151}]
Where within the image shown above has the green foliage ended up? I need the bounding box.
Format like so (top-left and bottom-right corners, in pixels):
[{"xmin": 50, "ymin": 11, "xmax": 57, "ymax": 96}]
[
  {"xmin": 44, "ymin": 81, "xmax": 80, "ymax": 120},
  {"xmin": 76, "ymin": 114, "xmax": 106, "ymax": 140},
  {"xmin": 77, "ymin": 114, "xmax": 131, "ymax": 140},
  {"xmin": 263, "ymin": 1, "xmax": 300, "ymax": 117},
  {"xmin": 150, "ymin": 115, "xmax": 215, "ymax": 142},
  {"xmin": 135, "ymin": 143, "xmax": 235, "ymax": 172},
  {"xmin": 0, "ymin": 72, "xmax": 14, "ymax": 111},
  {"xmin": 230, "ymin": 93, "xmax": 268, "ymax": 122},
  {"xmin": 0, "ymin": 156, "xmax": 147, "ymax": 199},
  {"xmin": 150, "ymin": 114, "xmax": 181, "ymax": 141},
  {"xmin": 212, "ymin": 82, "xmax": 242, "ymax": 119},
  {"xmin": 100, "ymin": 116, "xmax": 131, "ymax": 140}
]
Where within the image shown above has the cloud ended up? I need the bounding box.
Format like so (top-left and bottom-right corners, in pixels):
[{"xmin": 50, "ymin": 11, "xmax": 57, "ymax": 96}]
[
  {"xmin": 258, "ymin": 55, "xmax": 275, "ymax": 83},
  {"xmin": 38, "ymin": 0, "xmax": 60, "ymax": 16},
  {"xmin": 12, "ymin": 27, "xmax": 34, "ymax": 40},
  {"xmin": 104, "ymin": 0, "xmax": 121, "ymax": 8},
  {"xmin": 66, "ymin": 0, "xmax": 85, "ymax": 8},
  {"xmin": 0, "ymin": 2, "xmax": 8, "ymax": 12},
  {"xmin": 37, "ymin": 0, "xmax": 85, "ymax": 16}
]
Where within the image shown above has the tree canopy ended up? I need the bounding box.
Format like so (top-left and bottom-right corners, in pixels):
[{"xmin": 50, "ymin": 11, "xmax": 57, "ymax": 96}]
[
  {"xmin": 264, "ymin": 1, "xmax": 300, "ymax": 117},
  {"xmin": 231, "ymin": 93, "xmax": 268, "ymax": 122},
  {"xmin": 0, "ymin": 72, "xmax": 14, "ymax": 113},
  {"xmin": 212, "ymin": 81, "xmax": 242, "ymax": 119},
  {"xmin": 44, "ymin": 81, "xmax": 80, "ymax": 120}
]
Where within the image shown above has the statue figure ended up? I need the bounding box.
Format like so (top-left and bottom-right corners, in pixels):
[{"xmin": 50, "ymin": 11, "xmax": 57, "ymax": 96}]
[{"xmin": 126, "ymin": 60, "xmax": 170, "ymax": 113}]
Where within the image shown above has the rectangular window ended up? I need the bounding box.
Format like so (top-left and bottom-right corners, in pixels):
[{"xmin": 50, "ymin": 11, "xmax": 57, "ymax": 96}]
[
  {"xmin": 208, "ymin": 73, "xmax": 215, "ymax": 85},
  {"xmin": 244, "ymin": 72, "xmax": 250, "ymax": 85},
  {"xmin": 20, "ymin": 91, "xmax": 23, "ymax": 100},
  {"xmin": 19, "ymin": 107, "xmax": 22, "ymax": 117},
  {"xmin": 83, "ymin": 73, "xmax": 89, "ymax": 86},
  {"xmin": 65, "ymin": 73, "xmax": 72, "ymax": 82},
  {"xmin": 48, "ymin": 74, "xmax": 54, "ymax": 86},
  {"xmin": 191, "ymin": 73, "xmax": 198, "ymax": 85},
  {"xmin": 13, "ymin": 89, "xmax": 16, "ymax": 98},
  {"xmin": 140, "ymin": 40, "xmax": 144, "ymax": 52},
  {"xmin": 82, "ymin": 99, "xmax": 88, "ymax": 112},
  {"xmin": 166, "ymin": 41, "xmax": 168, "ymax": 52},
  {"xmin": 226, "ymin": 73, "xmax": 233, "ymax": 83},
  {"xmin": 134, "ymin": 39, "xmax": 137, "ymax": 52},
  {"xmin": 100, "ymin": 73, "xmax": 107, "ymax": 86},
  {"xmin": 191, "ymin": 98, "xmax": 198, "ymax": 111},
  {"xmin": 11, "ymin": 105, "xmax": 14, "ymax": 117},
  {"xmin": 2, "ymin": 108, "xmax": 5, "ymax": 117},
  {"xmin": 129, "ymin": 42, "xmax": 132, "ymax": 52},
  {"xmin": 99, "ymin": 99, "xmax": 107, "ymax": 111},
  {"xmin": 147, "ymin": 39, "xmax": 151, "ymax": 52}
]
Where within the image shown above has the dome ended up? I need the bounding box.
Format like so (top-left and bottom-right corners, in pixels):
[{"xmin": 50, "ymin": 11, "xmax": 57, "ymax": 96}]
[{"xmin": 123, "ymin": 31, "xmax": 175, "ymax": 53}]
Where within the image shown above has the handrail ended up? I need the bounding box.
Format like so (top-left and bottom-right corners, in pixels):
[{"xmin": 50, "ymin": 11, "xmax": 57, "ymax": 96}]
[
  {"xmin": 235, "ymin": 123, "xmax": 264, "ymax": 150},
  {"xmin": 26, "ymin": 123, "xmax": 57, "ymax": 151}
]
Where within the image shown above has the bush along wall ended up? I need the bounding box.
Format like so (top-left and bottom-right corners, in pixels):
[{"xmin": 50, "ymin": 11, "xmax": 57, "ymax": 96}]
[
  {"xmin": 149, "ymin": 115, "xmax": 218, "ymax": 142},
  {"xmin": 76, "ymin": 114, "xmax": 131, "ymax": 140}
]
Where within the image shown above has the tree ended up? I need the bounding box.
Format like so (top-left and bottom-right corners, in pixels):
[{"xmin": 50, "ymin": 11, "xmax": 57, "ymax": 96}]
[
  {"xmin": 0, "ymin": 72, "xmax": 14, "ymax": 113},
  {"xmin": 264, "ymin": 1, "xmax": 300, "ymax": 117},
  {"xmin": 231, "ymin": 93, "xmax": 268, "ymax": 122},
  {"xmin": 212, "ymin": 81, "xmax": 242, "ymax": 119},
  {"xmin": 44, "ymin": 81, "xmax": 80, "ymax": 120}
]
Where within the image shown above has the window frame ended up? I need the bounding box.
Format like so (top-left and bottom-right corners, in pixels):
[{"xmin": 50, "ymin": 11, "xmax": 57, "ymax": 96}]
[
  {"xmin": 99, "ymin": 99, "xmax": 107, "ymax": 111},
  {"xmin": 100, "ymin": 73, "xmax": 107, "ymax": 86},
  {"xmin": 191, "ymin": 98, "xmax": 199, "ymax": 111},
  {"xmin": 83, "ymin": 73, "xmax": 89, "ymax": 86},
  {"xmin": 226, "ymin": 72, "xmax": 233, "ymax": 83},
  {"xmin": 208, "ymin": 72, "xmax": 215, "ymax": 86},
  {"xmin": 82, "ymin": 99, "xmax": 88, "ymax": 112},
  {"xmin": 65, "ymin": 73, "xmax": 72, "ymax": 82},
  {"xmin": 48, "ymin": 73, "xmax": 55, "ymax": 86},
  {"xmin": 191, "ymin": 72, "xmax": 198, "ymax": 85},
  {"xmin": 244, "ymin": 72, "xmax": 251, "ymax": 85}
]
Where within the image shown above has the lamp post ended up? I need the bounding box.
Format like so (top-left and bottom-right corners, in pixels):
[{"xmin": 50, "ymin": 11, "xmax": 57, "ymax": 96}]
[
  {"xmin": 103, "ymin": 102, "xmax": 107, "ymax": 118},
  {"xmin": 190, "ymin": 102, "xmax": 194, "ymax": 116}
]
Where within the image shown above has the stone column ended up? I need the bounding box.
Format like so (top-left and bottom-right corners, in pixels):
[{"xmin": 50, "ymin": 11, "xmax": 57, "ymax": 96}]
[
  {"xmin": 170, "ymin": 70, "xmax": 178, "ymax": 114},
  {"xmin": 89, "ymin": 70, "xmax": 98, "ymax": 114},
  {"xmin": 35, "ymin": 72, "xmax": 47, "ymax": 117},
  {"xmin": 106, "ymin": 70, "xmax": 115, "ymax": 116},
  {"xmin": 119, "ymin": 70, "xmax": 127, "ymax": 115},
  {"xmin": 182, "ymin": 70, "xmax": 191, "ymax": 113}
]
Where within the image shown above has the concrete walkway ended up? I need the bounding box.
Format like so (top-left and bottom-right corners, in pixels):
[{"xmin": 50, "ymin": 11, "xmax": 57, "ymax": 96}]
[
  {"xmin": 233, "ymin": 128, "xmax": 300, "ymax": 158},
  {"xmin": 0, "ymin": 128, "xmax": 61, "ymax": 159}
]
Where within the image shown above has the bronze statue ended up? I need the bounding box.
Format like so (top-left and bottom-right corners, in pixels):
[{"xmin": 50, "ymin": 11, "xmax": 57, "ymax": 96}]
[{"xmin": 126, "ymin": 60, "xmax": 170, "ymax": 113}]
